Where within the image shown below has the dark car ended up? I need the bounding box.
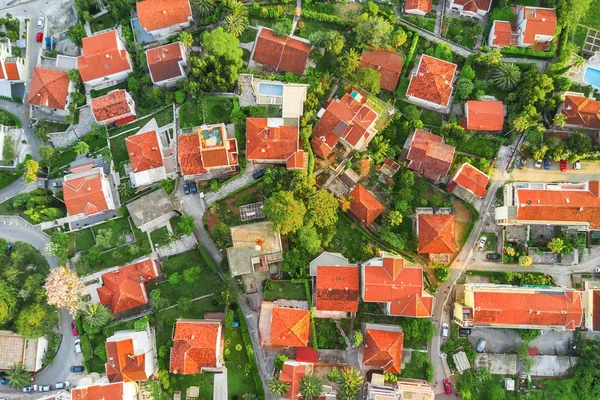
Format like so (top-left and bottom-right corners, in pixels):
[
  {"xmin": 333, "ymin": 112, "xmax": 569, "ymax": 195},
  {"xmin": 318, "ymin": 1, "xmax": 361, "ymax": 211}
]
[
  {"xmin": 486, "ymin": 253, "xmax": 500, "ymax": 260},
  {"xmin": 459, "ymin": 328, "xmax": 472, "ymax": 336},
  {"xmin": 252, "ymin": 169, "xmax": 265, "ymax": 180},
  {"xmin": 1, "ymin": 379, "xmax": 8, "ymax": 385},
  {"xmin": 517, "ymin": 157, "xmax": 525, "ymax": 169},
  {"xmin": 543, "ymin": 158, "xmax": 551, "ymax": 170},
  {"xmin": 190, "ymin": 181, "xmax": 198, "ymax": 194},
  {"xmin": 443, "ymin": 379, "xmax": 452, "ymax": 394},
  {"xmin": 560, "ymin": 159, "xmax": 567, "ymax": 172},
  {"xmin": 6, "ymin": 242, "xmax": 12, "ymax": 256},
  {"xmin": 71, "ymin": 321, "xmax": 78, "ymax": 336},
  {"xmin": 183, "ymin": 181, "xmax": 190, "ymax": 195},
  {"xmin": 70, "ymin": 366, "xmax": 84, "ymax": 373}
]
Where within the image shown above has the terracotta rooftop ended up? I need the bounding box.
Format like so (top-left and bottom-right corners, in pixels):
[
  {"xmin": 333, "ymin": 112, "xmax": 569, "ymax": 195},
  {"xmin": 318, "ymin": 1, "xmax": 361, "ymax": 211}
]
[
  {"xmin": 78, "ymin": 30, "xmax": 131, "ymax": 83},
  {"xmin": 490, "ymin": 21, "xmax": 512, "ymax": 47},
  {"xmin": 561, "ymin": 94, "xmax": 600, "ymax": 130},
  {"xmin": 348, "ymin": 184, "xmax": 385, "ymax": 226},
  {"xmin": 27, "ymin": 67, "xmax": 70, "ymax": 109},
  {"xmin": 363, "ymin": 254, "xmax": 433, "ymax": 317},
  {"xmin": 279, "ymin": 361, "xmax": 313, "ymax": 400},
  {"xmin": 178, "ymin": 134, "xmax": 206, "ymax": 175},
  {"xmin": 72, "ymin": 383, "xmax": 124, "ymax": 400},
  {"xmin": 91, "ymin": 90, "xmax": 133, "ymax": 123},
  {"xmin": 316, "ymin": 265, "xmax": 360, "ymax": 312},
  {"xmin": 517, "ymin": 7, "xmax": 557, "ymax": 45},
  {"xmin": 405, "ymin": 0, "xmax": 432, "ymax": 13},
  {"xmin": 97, "ymin": 259, "xmax": 160, "ymax": 314},
  {"xmin": 363, "ymin": 328, "xmax": 404, "ymax": 374},
  {"xmin": 106, "ymin": 338, "xmax": 149, "ymax": 382},
  {"xmin": 63, "ymin": 171, "xmax": 110, "ymax": 216},
  {"xmin": 296, "ymin": 347, "xmax": 318, "ymax": 363},
  {"xmin": 465, "ymin": 100, "xmax": 504, "ymax": 131},
  {"xmin": 137, "ymin": 0, "xmax": 192, "ymax": 32},
  {"xmin": 452, "ymin": 0, "xmax": 492, "ymax": 13},
  {"xmin": 450, "ymin": 163, "xmax": 489, "ymax": 199},
  {"xmin": 170, "ymin": 320, "xmax": 221, "ymax": 374},
  {"xmin": 146, "ymin": 42, "xmax": 185, "ymax": 83},
  {"xmin": 246, "ymin": 118, "xmax": 303, "ymax": 166},
  {"xmin": 125, "ymin": 130, "xmax": 164, "ymax": 173},
  {"xmin": 406, "ymin": 129, "xmax": 455, "ymax": 181},
  {"xmin": 252, "ymin": 28, "xmax": 311, "ymax": 76},
  {"xmin": 3, "ymin": 61, "xmax": 20, "ymax": 80},
  {"xmin": 418, "ymin": 213, "xmax": 455, "ymax": 254},
  {"xmin": 359, "ymin": 50, "xmax": 403, "ymax": 91},
  {"xmin": 270, "ymin": 307, "xmax": 310, "ymax": 347},
  {"xmin": 406, "ymin": 55, "xmax": 457, "ymax": 108}
]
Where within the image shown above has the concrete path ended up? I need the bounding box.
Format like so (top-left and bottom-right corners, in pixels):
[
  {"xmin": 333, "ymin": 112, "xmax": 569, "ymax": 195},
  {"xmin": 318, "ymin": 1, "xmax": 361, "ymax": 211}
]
[
  {"xmin": 0, "ymin": 177, "xmax": 36, "ymax": 203},
  {"xmin": 202, "ymin": 163, "xmax": 267, "ymax": 207},
  {"xmin": 213, "ymin": 368, "xmax": 228, "ymax": 400}
]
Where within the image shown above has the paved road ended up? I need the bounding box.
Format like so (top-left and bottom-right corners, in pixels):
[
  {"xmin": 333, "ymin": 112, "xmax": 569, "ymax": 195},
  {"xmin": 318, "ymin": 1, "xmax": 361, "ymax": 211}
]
[
  {"xmin": 0, "ymin": 99, "xmax": 42, "ymax": 160},
  {"xmin": 0, "ymin": 177, "xmax": 36, "ymax": 203}
]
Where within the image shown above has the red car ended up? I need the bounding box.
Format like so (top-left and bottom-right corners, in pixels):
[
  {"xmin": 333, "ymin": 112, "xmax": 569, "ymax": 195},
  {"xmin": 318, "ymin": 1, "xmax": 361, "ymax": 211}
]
[
  {"xmin": 443, "ymin": 379, "xmax": 452, "ymax": 394},
  {"xmin": 560, "ymin": 159, "xmax": 567, "ymax": 172},
  {"xmin": 71, "ymin": 321, "xmax": 79, "ymax": 336},
  {"xmin": 36, "ymin": 32, "xmax": 43, "ymax": 43}
]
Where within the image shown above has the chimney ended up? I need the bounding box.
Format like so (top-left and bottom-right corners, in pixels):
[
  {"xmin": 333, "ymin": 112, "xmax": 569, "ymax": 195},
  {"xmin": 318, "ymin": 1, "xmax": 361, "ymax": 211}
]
[{"xmin": 162, "ymin": 9, "xmax": 166, "ymax": 14}]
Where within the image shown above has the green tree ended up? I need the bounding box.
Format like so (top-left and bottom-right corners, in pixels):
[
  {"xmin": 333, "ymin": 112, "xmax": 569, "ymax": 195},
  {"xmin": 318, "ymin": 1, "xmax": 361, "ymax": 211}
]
[
  {"xmin": 518, "ymin": 255, "xmax": 533, "ymax": 267},
  {"xmin": 213, "ymin": 281, "xmax": 234, "ymax": 305},
  {"xmin": 517, "ymin": 329, "xmax": 541, "ymax": 342},
  {"xmin": 183, "ymin": 266, "xmax": 201, "ymax": 283},
  {"xmin": 517, "ymin": 342, "xmax": 532, "ymax": 373},
  {"xmin": 179, "ymin": 31, "xmax": 193, "ymax": 47},
  {"xmin": 338, "ymin": 48, "xmax": 361, "ymax": 78},
  {"xmin": 168, "ymin": 272, "xmax": 181, "ymax": 285},
  {"xmin": 6, "ymin": 363, "xmax": 31, "ymax": 389},
  {"xmin": 350, "ymin": 330, "xmax": 363, "ymax": 347},
  {"xmin": 118, "ymin": 182, "xmax": 133, "ymax": 198},
  {"xmin": 294, "ymin": 223, "xmax": 321, "ymax": 255},
  {"xmin": 308, "ymin": 31, "xmax": 329, "ymax": 47},
  {"xmin": 547, "ymin": 237, "xmax": 566, "ymax": 253},
  {"xmin": 402, "ymin": 318, "xmax": 435, "ymax": 343},
  {"xmin": 306, "ymin": 189, "xmax": 338, "ymax": 228},
  {"xmin": 149, "ymin": 289, "xmax": 168, "ymax": 309},
  {"xmin": 386, "ymin": 211, "xmax": 403, "ymax": 226},
  {"xmin": 192, "ymin": 0, "xmax": 215, "ymax": 17},
  {"xmin": 0, "ymin": 281, "xmax": 17, "ymax": 325},
  {"xmin": 222, "ymin": 0, "xmax": 248, "ymax": 37},
  {"xmin": 73, "ymin": 141, "xmax": 90, "ymax": 156},
  {"xmin": 268, "ymin": 376, "xmax": 290, "ymax": 399},
  {"xmin": 46, "ymin": 231, "xmax": 70, "ymax": 264},
  {"xmin": 38, "ymin": 146, "xmax": 54, "ymax": 164},
  {"xmin": 177, "ymin": 215, "xmax": 196, "ymax": 235},
  {"xmin": 434, "ymin": 42, "xmax": 453, "ymax": 62},
  {"xmin": 391, "ymin": 28, "xmax": 407, "ymax": 47},
  {"xmin": 274, "ymin": 353, "xmax": 288, "ymax": 372},
  {"xmin": 272, "ymin": 20, "xmax": 292, "ymax": 37},
  {"xmin": 68, "ymin": 69, "xmax": 82, "ymax": 85},
  {"xmin": 95, "ymin": 228, "xmax": 113, "ymax": 250},
  {"xmin": 354, "ymin": 13, "xmax": 393, "ymax": 48},
  {"xmin": 368, "ymin": 135, "xmax": 389, "ymax": 164},
  {"xmin": 337, "ymin": 367, "xmax": 363, "ymax": 400},
  {"xmin": 326, "ymin": 31, "xmax": 345, "ymax": 54},
  {"xmin": 353, "ymin": 67, "xmax": 381, "ymax": 95},
  {"xmin": 512, "ymin": 105, "xmax": 541, "ymax": 132},
  {"xmin": 83, "ymin": 303, "xmax": 111, "ymax": 328},
  {"xmin": 263, "ymin": 191, "xmax": 306, "ymax": 235},
  {"xmin": 553, "ymin": 113, "xmax": 567, "ymax": 127},
  {"xmin": 456, "ymin": 78, "xmax": 474, "ymax": 100},
  {"xmin": 300, "ymin": 373, "xmax": 324, "ymax": 400},
  {"xmin": 67, "ymin": 23, "xmax": 87, "ymax": 46},
  {"xmin": 16, "ymin": 303, "xmax": 58, "ymax": 338},
  {"xmin": 363, "ymin": 1, "xmax": 379, "ymax": 15},
  {"xmin": 23, "ymin": 159, "xmax": 39, "ymax": 183},
  {"xmin": 435, "ymin": 266, "xmax": 450, "ymax": 282},
  {"xmin": 491, "ymin": 63, "xmax": 522, "ymax": 91},
  {"xmin": 566, "ymin": 131, "xmax": 592, "ymax": 155},
  {"xmin": 440, "ymin": 121, "xmax": 466, "ymax": 140}
]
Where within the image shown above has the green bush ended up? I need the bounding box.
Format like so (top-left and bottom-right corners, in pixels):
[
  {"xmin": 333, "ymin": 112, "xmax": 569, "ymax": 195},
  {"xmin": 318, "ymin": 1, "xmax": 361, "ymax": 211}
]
[
  {"xmin": 500, "ymin": 44, "xmax": 556, "ymax": 59},
  {"xmin": 134, "ymin": 316, "xmax": 148, "ymax": 331},
  {"xmin": 301, "ymin": 9, "xmax": 350, "ymax": 26},
  {"xmin": 401, "ymin": 32, "xmax": 420, "ymax": 77}
]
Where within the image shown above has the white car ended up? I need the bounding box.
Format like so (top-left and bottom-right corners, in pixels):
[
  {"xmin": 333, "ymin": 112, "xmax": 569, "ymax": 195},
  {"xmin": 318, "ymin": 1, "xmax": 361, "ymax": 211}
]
[
  {"xmin": 477, "ymin": 236, "xmax": 487, "ymax": 250},
  {"xmin": 535, "ymin": 159, "xmax": 543, "ymax": 169},
  {"xmin": 595, "ymin": 267, "xmax": 600, "ymax": 273},
  {"xmin": 574, "ymin": 160, "xmax": 581, "ymax": 170},
  {"xmin": 74, "ymin": 339, "xmax": 81, "ymax": 354},
  {"xmin": 37, "ymin": 17, "xmax": 44, "ymax": 29},
  {"xmin": 442, "ymin": 323, "xmax": 449, "ymax": 339}
]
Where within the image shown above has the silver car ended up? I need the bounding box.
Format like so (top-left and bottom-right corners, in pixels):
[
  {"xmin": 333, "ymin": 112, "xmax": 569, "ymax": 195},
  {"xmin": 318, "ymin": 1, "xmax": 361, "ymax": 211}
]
[{"xmin": 37, "ymin": 17, "xmax": 44, "ymax": 28}]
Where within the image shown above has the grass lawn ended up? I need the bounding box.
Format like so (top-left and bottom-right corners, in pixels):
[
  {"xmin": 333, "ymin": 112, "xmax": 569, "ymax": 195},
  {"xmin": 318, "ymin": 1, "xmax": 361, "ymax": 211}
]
[
  {"xmin": 0, "ymin": 109, "xmax": 21, "ymax": 127},
  {"xmin": 72, "ymin": 228, "xmax": 95, "ymax": 253},
  {"xmin": 91, "ymin": 12, "xmax": 116, "ymax": 33},
  {"xmin": 90, "ymin": 81, "xmax": 128, "ymax": 99},
  {"xmin": 154, "ymin": 106, "xmax": 174, "ymax": 127},
  {"xmin": 403, "ymin": 15, "xmax": 436, "ymax": 33},
  {"xmin": 399, "ymin": 351, "xmax": 432, "ymax": 380},
  {"xmin": 455, "ymin": 134, "xmax": 502, "ymax": 159},
  {"xmin": 480, "ymin": 231, "xmax": 498, "ymax": 252},
  {"xmin": 239, "ymin": 27, "xmax": 257, "ymax": 43},
  {"xmin": 0, "ymin": 170, "xmax": 22, "ymax": 190},
  {"xmin": 150, "ymin": 226, "xmax": 170, "ymax": 248},
  {"xmin": 249, "ymin": 16, "xmax": 291, "ymax": 29},
  {"xmin": 91, "ymin": 217, "xmax": 134, "ymax": 250},
  {"xmin": 573, "ymin": 25, "xmax": 589, "ymax": 50},
  {"xmin": 203, "ymin": 97, "xmax": 234, "ymax": 124},
  {"xmin": 324, "ymin": 212, "xmax": 379, "ymax": 263},
  {"xmin": 420, "ymin": 110, "xmax": 443, "ymax": 127},
  {"xmin": 224, "ymin": 318, "xmax": 258, "ymax": 398},
  {"xmin": 314, "ymin": 318, "xmax": 347, "ymax": 350},
  {"xmin": 295, "ymin": 19, "xmax": 349, "ymax": 39},
  {"xmin": 264, "ymin": 280, "xmax": 307, "ymax": 301},
  {"xmin": 36, "ymin": 120, "xmax": 70, "ymax": 134},
  {"xmin": 581, "ymin": 0, "xmax": 600, "ymax": 30},
  {"xmin": 442, "ymin": 17, "xmax": 483, "ymax": 49},
  {"xmin": 179, "ymin": 99, "xmax": 203, "ymax": 129}
]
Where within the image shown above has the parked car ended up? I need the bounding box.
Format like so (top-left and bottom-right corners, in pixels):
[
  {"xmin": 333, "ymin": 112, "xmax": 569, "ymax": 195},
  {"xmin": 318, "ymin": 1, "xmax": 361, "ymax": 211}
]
[
  {"xmin": 1, "ymin": 379, "xmax": 9, "ymax": 385},
  {"xmin": 70, "ymin": 366, "xmax": 84, "ymax": 373},
  {"xmin": 71, "ymin": 321, "xmax": 78, "ymax": 336},
  {"xmin": 55, "ymin": 381, "xmax": 70, "ymax": 389},
  {"xmin": 486, "ymin": 253, "xmax": 500, "ymax": 260},
  {"xmin": 37, "ymin": 17, "xmax": 44, "ymax": 28},
  {"xmin": 189, "ymin": 181, "xmax": 198, "ymax": 194},
  {"xmin": 0, "ymin": 396, "xmax": 9, "ymax": 400},
  {"xmin": 477, "ymin": 236, "xmax": 487, "ymax": 250},
  {"xmin": 40, "ymin": 385, "xmax": 51, "ymax": 392},
  {"xmin": 52, "ymin": 181, "xmax": 62, "ymax": 187},
  {"xmin": 74, "ymin": 339, "xmax": 81, "ymax": 354},
  {"xmin": 543, "ymin": 158, "xmax": 551, "ymax": 170},
  {"xmin": 23, "ymin": 386, "xmax": 33, "ymax": 393},
  {"xmin": 183, "ymin": 181, "xmax": 190, "ymax": 195},
  {"xmin": 443, "ymin": 379, "xmax": 452, "ymax": 394},
  {"xmin": 36, "ymin": 32, "xmax": 43, "ymax": 42},
  {"xmin": 476, "ymin": 339, "xmax": 487, "ymax": 353},
  {"xmin": 516, "ymin": 157, "xmax": 525, "ymax": 169},
  {"xmin": 6, "ymin": 242, "xmax": 12, "ymax": 256},
  {"xmin": 459, "ymin": 328, "xmax": 472, "ymax": 336},
  {"xmin": 252, "ymin": 169, "xmax": 265, "ymax": 180},
  {"xmin": 574, "ymin": 160, "xmax": 581, "ymax": 170},
  {"xmin": 535, "ymin": 159, "xmax": 542, "ymax": 169},
  {"xmin": 441, "ymin": 323, "xmax": 449, "ymax": 339},
  {"xmin": 560, "ymin": 159, "xmax": 567, "ymax": 172},
  {"xmin": 595, "ymin": 266, "xmax": 600, "ymax": 273}
]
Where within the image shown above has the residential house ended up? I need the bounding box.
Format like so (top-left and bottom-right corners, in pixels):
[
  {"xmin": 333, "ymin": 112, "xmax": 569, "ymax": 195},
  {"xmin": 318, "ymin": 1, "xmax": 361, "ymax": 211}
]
[
  {"xmin": 136, "ymin": 0, "xmax": 193, "ymax": 42},
  {"xmin": 359, "ymin": 49, "xmax": 403, "ymax": 91},
  {"xmin": 311, "ymin": 88, "xmax": 379, "ymax": 159},
  {"xmin": 0, "ymin": 38, "xmax": 26, "ymax": 82},
  {"xmin": 251, "ymin": 27, "xmax": 311, "ymax": 76},
  {"xmin": 558, "ymin": 92, "xmax": 600, "ymax": 130},
  {"xmin": 226, "ymin": 221, "xmax": 283, "ymax": 277},
  {"xmin": 91, "ymin": 89, "xmax": 136, "ymax": 125},
  {"xmin": 126, "ymin": 188, "xmax": 176, "ymax": 232},
  {"xmin": 27, "ymin": 67, "xmax": 74, "ymax": 116},
  {"xmin": 269, "ymin": 306, "xmax": 311, "ymax": 348},
  {"xmin": 495, "ymin": 181, "xmax": 600, "ymax": 231},
  {"xmin": 366, "ymin": 377, "xmax": 434, "ymax": 400},
  {"xmin": 278, "ymin": 360, "xmax": 313, "ymax": 400},
  {"xmin": 179, "ymin": 124, "xmax": 239, "ymax": 180},
  {"xmin": 447, "ymin": 0, "xmax": 492, "ymax": 19},
  {"xmin": 361, "ymin": 252, "xmax": 433, "ymax": 317},
  {"xmin": 347, "ymin": 184, "xmax": 385, "ymax": 227},
  {"xmin": 71, "ymin": 381, "xmax": 138, "ymax": 400},
  {"xmin": 488, "ymin": 7, "xmax": 557, "ymax": 50},
  {"xmin": 63, "ymin": 166, "xmax": 116, "ymax": 219},
  {"xmin": 146, "ymin": 42, "xmax": 188, "ymax": 89},
  {"xmin": 78, "ymin": 30, "xmax": 133, "ymax": 90},
  {"xmin": 170, "ymin": 319, "xmax": 223, "ymax": 374},
  {"xmin": 453, "ymin": 283, "xmax": 583, "ymax": 331},
  {"xmin": 362, "ymin": 324, "xmax": 404, "ymax": 374},
  {"xmin": 310, "ymin": 251, "xmax": 359, "ymax": 318},
  {"xmin": 246, "ymin": 118, "xmax": 305, "ymax": 170},
  {"xmin": 463, "ymin": 100, "xmax": 504, "ymax": 131},
  {"xmin": 125, "ymin": 130, "xmax": 170, "ymax": 187},
  {"xmin": 404, "ymin": 0, "xmax": 432, "ymax": 15},
  {"xmin": 380, "ymin": 158, "xmax": 400, "ymax": 179},
  {"xmin": 0, "ymin": 332, "xmax": 47, "ymax": 372},
  {"xmin": 404, "ymin": 129, "xmax": 455, "ymax": 182},
  {"xmin": 105, "ymin": 327, "xmax": 155, "ymax": 382},
  {"xmin": 97, "ymin": 258, "xmax": 161, "ymax": 315},
  {"xmin": 416, "ymin": 209, "xmax": 456, "ymax": 263},
  {"xmin": 406, "ymin": 55, "xmax": 457, "ymax": 111},
  {"xmin": 448, "ymin": 163, "xmax": 489, "ymax": 202}
]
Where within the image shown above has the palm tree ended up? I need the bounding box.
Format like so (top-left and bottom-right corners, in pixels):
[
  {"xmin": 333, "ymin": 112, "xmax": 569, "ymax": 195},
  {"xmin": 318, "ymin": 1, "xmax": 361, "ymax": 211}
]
[
  {"xmin": 6, "ymin": 364, "xmax": 31, "ymax": 389},
  {"xmin": 268, "ymin": 377, "xmax": 290, "ymax": 399},
  {"xmin": 571, "ymin": 54, "xmax": 585, "ymax": 69},
  {"xmin": 491, "ymin": 63, "xmax": 522, "ymax": 91},
  {"xmin": 192, "ymin": 0, "xmax": 215, "ymax": 18},
  {"xmin": 548, "ymin": 237, "xmax": 566, "ymax": 254},
  {"xmin": 83, "ymin": 303, "xmax": 112, "ymax": 328},
  {"xmin": 299, "ymin": 374, "xmax": 324, "ymax": 400},
  {"xmin": 338, "ymin": 367, "xmax": 363, "ymax": 400},
  {"xmin": 226, "ymin": 0, "xmax": 247, "ymax": 18},
  {"xmin": 223, "ymin": 13, "xmax": 248, "ymax": 37},
  {"xmin": 118, "ymin": 182, "xmax": 133, "ymax": 198}
]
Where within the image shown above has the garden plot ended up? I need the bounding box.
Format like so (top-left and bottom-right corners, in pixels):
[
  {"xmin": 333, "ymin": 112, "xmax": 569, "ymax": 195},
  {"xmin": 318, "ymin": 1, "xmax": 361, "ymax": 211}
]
[{"xmin": 583, "ymin": 28, "xmax": 600, "ymax": 54}]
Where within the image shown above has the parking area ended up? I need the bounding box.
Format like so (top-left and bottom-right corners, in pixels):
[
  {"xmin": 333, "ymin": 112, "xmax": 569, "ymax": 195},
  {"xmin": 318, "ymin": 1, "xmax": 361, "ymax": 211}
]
[
  {"xmin": 510, "ymin": 160, "xmax": 600, "ymax": 182},
  {"xmin": 467, "ymin": 329, "xmax": 574, "ymax": 355}
]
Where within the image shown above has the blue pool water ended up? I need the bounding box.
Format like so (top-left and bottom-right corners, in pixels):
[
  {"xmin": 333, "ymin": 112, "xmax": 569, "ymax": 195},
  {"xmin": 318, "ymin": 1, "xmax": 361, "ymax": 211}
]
[
  {"xmin": 583, "ymin": 67, "xmax": 600, "ymax": 89},
  {"xmin": 257, "ymin": 82, "xmax": 284, "ymax": 96}
]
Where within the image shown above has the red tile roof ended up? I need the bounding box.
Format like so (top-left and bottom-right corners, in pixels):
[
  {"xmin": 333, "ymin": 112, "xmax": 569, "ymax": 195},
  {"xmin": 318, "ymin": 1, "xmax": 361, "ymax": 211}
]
[
  {"xmin": 78, "ymin": 30, "xmax": 131, "ymax": 83},
  {"xmin": 91, "ymin": 89, "xmax": 134, "ymax": 123},
  {"xmin": 97, "ymin": 259, "xmax": 160, "ymax": 314},
  {"xmin": 561, "ymin": 95, "xmax": 600, "ymax": 130},
  {"xmin": 348, "ymin": 184, "xmax": 385, "ymax": 226},
  {"xmin": 451, "ymin": 0, "xmax": 492, "ymax": 13},
  {"xmin": 406, "ymin": 55, "xmax": 457, "ymax": 108},
  {"xmin": 178, "ymin": 126, "xmax": 239, "ymax": 175},
  {"xmin": 137, "ymin": 0, "xmax": 192, "ymax": 32},
  {"xmin": 296, "ymin": 347, "xmax": 318, "ymax": 363},
  {"xmin": 252, "ymin": 28, "xmax": 311, "ymax": 76},
  {"xmin": 106, "ymin": 338, "xmax": 149, "ymax": 382},
  {"xmin": 359, "ymin": 50, "xmax": 403, "ymax": 91},
  {"xmin": 4, "ymin": 61, "xmax": 20, "ymax": 80},
  {"xmin": 72, "ymin": 383, "xmax": 124, "ymax": 400},
  {"xmin": 27, "ymin": 67, "xmax": 70, "ymax": 109},
  {"xmin": 246, "ymin": 118, "xmax": 302, "ymax": 166},
  {"xmin": 312, "ymin": 89, "xmax": 378, "ymax": 159},
  {"xmin": 279, "ymin": 362, "xmax": 313, "ymax": 400},
  {"xmin": 517, "ymin": 7, "xmax": 557, "ymax": 45},
  {"xmin": 363, "ymin": 255, "xmax": 433, "ymax": 317},
  {"xmin": 406, "ymin": 129, "xmax": 455, "ymax": 181},
  {"xmin": 490, "ymin": 21, "xmax": 512, "ymax": 47},
  {"xmin": 316, "ymin": 265, "xmax": 359, "ymax": 312},
  {"xmin": 63, "ymin": 171, "xmax": 110, "ymax": 216},
  {"xmin": 451, "ymin": 163, "xmax": 489, "ymax": 199},
  {"xmin": 170, "ymin": 320, "xmax": 221, "ymax": 374},
  {"xmin": 405, "ymin": 0, "xmax": 432, "ymax": 13},
  {"xmin": 146, "ymin": 42, "xmax": 185, "ymax": 83},
  {"xmin": 418, "ymin": 213, "xmax": 455, "ymax": 254},
  {"xmin": 363, "ymin": 328, "xmax": 404, "ymax": 374},
  {"xmin": 270, "ymin": 308, "xmax": 311, "ymax": 347},
  {"xmin": 125, "ymin": 130, "xmax": 164, "ymax": 173},
  {"xmin": 471, "ymin": 288, "xmax": 583, "ymax": 330},
  {"xmin": 465, "ymin": 100, "xmax": 504, "ymax": 131},
  {"xmin": 178, "ymin": 134, "xmax": 206, "ymax": 175}
]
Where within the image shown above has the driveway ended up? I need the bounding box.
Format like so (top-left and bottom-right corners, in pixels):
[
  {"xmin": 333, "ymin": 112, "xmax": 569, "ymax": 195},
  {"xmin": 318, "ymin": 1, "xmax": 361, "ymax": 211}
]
[{"xmin": 510, "ymin": 160, "xmax": 600, "ymax": 183}]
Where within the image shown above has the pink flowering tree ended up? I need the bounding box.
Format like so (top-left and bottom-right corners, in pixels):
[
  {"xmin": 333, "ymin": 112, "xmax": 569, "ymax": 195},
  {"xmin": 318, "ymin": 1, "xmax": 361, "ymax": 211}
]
[{"xmin": 45, "ymin": 267, "xmax": 87, "ymax": 315}]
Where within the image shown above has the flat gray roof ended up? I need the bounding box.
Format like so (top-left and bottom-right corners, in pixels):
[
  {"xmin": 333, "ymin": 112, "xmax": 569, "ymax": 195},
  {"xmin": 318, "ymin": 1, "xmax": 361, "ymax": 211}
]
[{"xmin": 126, "ymin": 188, "xmax": 175, "ymax": 228}]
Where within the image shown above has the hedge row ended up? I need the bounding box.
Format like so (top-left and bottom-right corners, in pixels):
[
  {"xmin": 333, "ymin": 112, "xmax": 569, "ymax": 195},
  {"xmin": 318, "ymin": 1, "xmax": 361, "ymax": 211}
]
[
  {"xmin": 500, "ymin": 44, "xmax": 556, "ymax": 59},
  {"xmin": 80, "ymin": 334, "xmax": 93, "ymax": 372},
  {"xmin": 401, "ymin": 31, "xmax": 420, "ymax": 77},
  {"xmin": 236, "ymin": 308, "xmax": 266, "ymax": 400},
  {"xmin": 300, "ymin": 9, "xmax": 351, "ymax": 27}
]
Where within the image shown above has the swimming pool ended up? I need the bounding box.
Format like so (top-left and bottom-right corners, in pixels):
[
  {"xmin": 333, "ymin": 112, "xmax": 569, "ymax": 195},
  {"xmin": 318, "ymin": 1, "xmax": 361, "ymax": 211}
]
[
  {"xmin": 583, "ymin": 66, "xmax": 600, "ymax": 89},
  {"xmin": 257, "ymin": 82, "xmax": 284, "ymax": 97}
]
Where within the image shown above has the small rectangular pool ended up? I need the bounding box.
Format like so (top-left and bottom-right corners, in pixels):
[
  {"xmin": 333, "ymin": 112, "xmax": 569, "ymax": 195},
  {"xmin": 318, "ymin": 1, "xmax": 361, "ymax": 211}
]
[
  {"xmin": 257, "ymin": 82, "xmax": 284, "ymax": 97},
  {"xmin": 583, "ymin": 66, "xmax": 600, "ymax": 89}
]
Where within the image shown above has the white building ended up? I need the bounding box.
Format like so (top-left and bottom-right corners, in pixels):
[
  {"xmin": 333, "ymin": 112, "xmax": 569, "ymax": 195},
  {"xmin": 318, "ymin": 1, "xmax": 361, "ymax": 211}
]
[
  {"xmin": 0, "ymin": 38, "xmax": 26, "ymax": 82},
  {"xmin": 105, "ymin": 326, "xmax": 156, "ymax": 382}
]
